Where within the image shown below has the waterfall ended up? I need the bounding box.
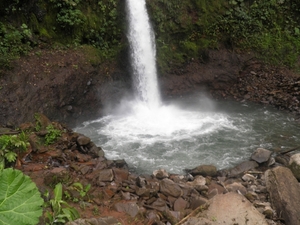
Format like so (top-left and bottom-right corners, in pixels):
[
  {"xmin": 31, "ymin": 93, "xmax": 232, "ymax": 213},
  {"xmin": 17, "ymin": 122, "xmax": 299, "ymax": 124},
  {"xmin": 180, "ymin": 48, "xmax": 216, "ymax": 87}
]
[{"xmin": 126, "ymin": 0, "xmax": 161, "ymax": 109}]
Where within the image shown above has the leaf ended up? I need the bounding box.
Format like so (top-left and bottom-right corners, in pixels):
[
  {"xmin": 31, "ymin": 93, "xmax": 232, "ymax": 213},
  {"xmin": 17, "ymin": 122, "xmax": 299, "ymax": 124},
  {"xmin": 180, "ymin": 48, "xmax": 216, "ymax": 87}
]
[
  {"xmin": 4, "ymin": 151, "xmax": 17, "ymax": 162},
  {"xmin": 0, "ymin": 168, "xmax": 44, "ymax": 225}
]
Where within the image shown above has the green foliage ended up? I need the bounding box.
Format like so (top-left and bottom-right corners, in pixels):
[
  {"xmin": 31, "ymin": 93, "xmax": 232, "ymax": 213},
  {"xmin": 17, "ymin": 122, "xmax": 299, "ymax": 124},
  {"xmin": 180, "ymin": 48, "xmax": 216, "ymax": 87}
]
[
  {"xmin": 0, "ymin": 132, "xmax": 29, "ymax": 169},
  {"xmin": 46, "ymin": 183, "xmax": 80, "ymax": 225},
  {"xmin": 45, "ymin": 125, "xmax": 62, "ymax": 145},
  {"xmin": 0, "ymin": 168, "xmax": 44, "ymax": 225},
  {"xmin": 0, "ymin": 22, "xmax": 32, "ymax": 69},
  {"xmin": 72, "ymin": 182, "xmax": 91, "ymax": 198},
  {"xmin": 50, "ymin": 0, "xmax": 86, "ymax": 29},
  {"xmin": 209, "ymin": 0, "xmax": 300, "ymax": 67}
]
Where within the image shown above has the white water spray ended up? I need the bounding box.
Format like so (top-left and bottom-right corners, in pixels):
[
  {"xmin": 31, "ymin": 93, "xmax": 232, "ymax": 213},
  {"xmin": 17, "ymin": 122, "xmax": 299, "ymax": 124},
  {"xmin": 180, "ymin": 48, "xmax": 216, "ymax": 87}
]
[
  {"xmin": 75, "ymin": 0, "xmax": 300, "ymax": 174},
  {"xmin": 126, "ymin": 0, "xmax": 160, "ymax": 108}
]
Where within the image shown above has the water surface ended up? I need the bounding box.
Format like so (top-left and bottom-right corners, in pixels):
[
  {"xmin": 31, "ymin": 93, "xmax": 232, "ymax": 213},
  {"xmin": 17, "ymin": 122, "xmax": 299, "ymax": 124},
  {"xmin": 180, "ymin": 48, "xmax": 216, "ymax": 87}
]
[{"xmin": 75, "ymin": 96, "xmax": 300, "ymax": 174}]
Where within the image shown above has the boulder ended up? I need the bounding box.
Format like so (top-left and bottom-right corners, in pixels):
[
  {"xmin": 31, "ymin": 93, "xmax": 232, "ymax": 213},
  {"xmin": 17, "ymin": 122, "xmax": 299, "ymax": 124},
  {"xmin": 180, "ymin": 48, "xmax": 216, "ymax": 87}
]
[
  {"xmin": 179, "ymin": 192, "xmax": 268, "ymax": 225},
  {"xmin": 265, "ymin": 166, "xmax": 300, "ymax": 225},
  {"xmin": 187, "ymin": 165, "xmax": 217, "ymax": 177},
  {"xmin": 77, "ymin": 135, "xmax": 91, "ymax": 146},
  {"xmin": 228, "ymin": 160, "xmax": 258, "ymax": 177},
  {"xmin": 114, "ymin": 202, "xmax": 140, "ymax": 218},
  {"xmin": 251, "ymin": 148, "xmax": 272, "ymax": 163},
  {"xmin": 289, "ymin": 153, "xmax": 300, "ymax": 180},
  {"xmin": 160, "ymin": 178, "xmax": 182, "ymax": 198}
]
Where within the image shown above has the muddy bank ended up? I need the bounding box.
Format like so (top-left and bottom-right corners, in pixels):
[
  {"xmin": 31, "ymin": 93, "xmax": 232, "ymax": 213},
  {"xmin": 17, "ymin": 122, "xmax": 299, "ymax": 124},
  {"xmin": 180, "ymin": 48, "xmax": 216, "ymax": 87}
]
[{"xmin": 1, "ymin": 48, "xmax": 300, "ymax": 127}]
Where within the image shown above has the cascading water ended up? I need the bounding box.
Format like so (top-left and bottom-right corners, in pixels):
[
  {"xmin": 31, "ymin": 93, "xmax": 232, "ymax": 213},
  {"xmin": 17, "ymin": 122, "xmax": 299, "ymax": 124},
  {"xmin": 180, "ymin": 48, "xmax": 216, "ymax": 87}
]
[
  {"xmin": 75, "ymin": 1, "xmax": 300, "ymax": 174},
  {"xmin": 126, "ymin": 0, "xmax": 160, "ymax": 108}
]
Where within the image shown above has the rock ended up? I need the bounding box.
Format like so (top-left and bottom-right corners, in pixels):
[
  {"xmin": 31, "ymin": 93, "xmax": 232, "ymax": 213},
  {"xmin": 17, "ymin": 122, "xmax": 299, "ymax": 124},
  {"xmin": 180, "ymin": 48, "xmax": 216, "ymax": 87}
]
[
  {"xmin": 114, "ymin": 202, "xmax": 140, "ymax": 218},
  {"xmin": 186, "ymin": 176, "xmax": 206, "ymax": 187},
  {"xmin": 187, "ymin": 165, "xmax": 217, "ymax": 177},
  {"xmin": 265, "ymin": 166, "xmax": 300, "ymax": 225},
  {"xmin": 226, "ymin": 182, "xmax": 247, "ymax": 195},
  {"xmin": 153, "ymin": 168, "xmax": 169, "ymax": 179},
  {"xmin": 77, "ymin": 135, "xmax": 91, "ymax": 146},
  {"xmin": 174, "ymin": 197, "xmax": 188, "ymax": 211},
  {"xmin": 66, "ymin": 216, "xmax": 121, "ymax": 225},
  {"xmin": 97, "ymin": 169, "xmax": 114, "ymax": 182},
  {"xmin": 159, "ymin": 178, "xmax": 182, "ymax": 198},
  {"xmin": 289, "ymin": 153, "xmax": 300, "ymax": 180},
  {"xmin": 228, "ymin": 160, "xmax": 258, "ymax": 177},
  {"xmin": 181, "ymin": 192, "xmax": 268, "ymax": 225},
  {"xmin": 189, "ymin": 196, "xmax": 208, "ymax": 210},
  {"xmin": 242, "ymin": 173, "xmax": 256, "ymax": 182},
  {"xmin": 251, "ymin": 148, "xmax": 272, "ymax": 163}
]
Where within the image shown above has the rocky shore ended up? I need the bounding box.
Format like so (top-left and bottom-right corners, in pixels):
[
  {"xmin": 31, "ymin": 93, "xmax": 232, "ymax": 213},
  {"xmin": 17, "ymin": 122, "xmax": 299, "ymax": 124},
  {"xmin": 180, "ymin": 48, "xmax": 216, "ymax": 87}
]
[{"xmin": 5, "ymin": 113, "xmax": 300, "ymax": 225}]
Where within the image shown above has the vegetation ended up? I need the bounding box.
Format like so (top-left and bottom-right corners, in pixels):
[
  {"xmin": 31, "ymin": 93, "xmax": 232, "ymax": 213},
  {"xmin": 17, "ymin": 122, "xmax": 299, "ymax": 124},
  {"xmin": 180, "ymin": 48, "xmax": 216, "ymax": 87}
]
[
  {"xmin": 46, "ymin": 183, "xmax": 80, "ymax": 225},
  {"xmin": 1, "ymin": 0, "xmax": 300, "ymax": 72},
  {"xmin": 0, "ymin": 168, "xmax": 44, "ymax": 225},
  {"xmin": 0, "ymin": 132, "xmax": 29, "ymax": 170}
]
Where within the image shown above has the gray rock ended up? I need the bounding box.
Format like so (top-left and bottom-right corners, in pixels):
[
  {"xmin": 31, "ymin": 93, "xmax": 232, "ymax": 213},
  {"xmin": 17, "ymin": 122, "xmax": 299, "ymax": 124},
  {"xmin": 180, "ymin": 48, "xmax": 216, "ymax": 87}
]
[
  {"xmin": 181, "ymin": 192, "xmax": 268, "ymax": 225},
  {"xmin": 97, "ymin": 169, "xmax": 114, "ymax": 182},
  {"xmin": 228, "ymin": 160, "xmax": 258, "ymax": 177},
  {"xmin": 66, "ymin": 216, "xmax": 120, "ymax": 225},
  {"xmin": 114, "ymin": 202, "xmax": 139, "ymax": 217},
  {"xmin": 174, "ymin": 197, "xmax": 188, "ymax": 211},
  {"xmin": 77, "ymin": 135, "xmax": 91, "ymax": 146},
  {"xmin": 251, "ymin": 148, "xmax": 272, "ymax": 163},
  {"xmin": 289, "ymin": 153, "xmax": 300, "ymax": 180},
  {"xmin": 265, "ymin": 166, "xmax": 300, "ymax": 225},
  {"xmin": 226, "ymin": 182, "xmax": 247, "ymax": 195},
  {"xmin": 159, "ymin": 178, "xmax": 182, "ymax": 198},
  {"xmin": 188, "ymin": 165, "xmax": 217, "ymax": 177},
  {"xmin": 153, "ymin": 168, "xmax": 169, "ymax": 179}
]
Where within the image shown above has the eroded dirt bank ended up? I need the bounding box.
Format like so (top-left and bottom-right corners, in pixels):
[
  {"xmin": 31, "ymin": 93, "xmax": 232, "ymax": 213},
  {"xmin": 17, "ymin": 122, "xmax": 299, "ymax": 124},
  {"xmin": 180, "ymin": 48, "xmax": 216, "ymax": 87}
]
[{"xmin": 1, "ymin": 48, "xmax": 299, "ymax": 128}]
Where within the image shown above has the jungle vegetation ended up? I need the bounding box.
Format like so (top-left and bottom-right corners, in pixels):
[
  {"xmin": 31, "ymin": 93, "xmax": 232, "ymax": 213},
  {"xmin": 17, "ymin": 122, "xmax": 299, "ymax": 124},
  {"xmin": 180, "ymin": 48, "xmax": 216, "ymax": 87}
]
[{"xmin": 1, "ymin": 0, "xmax": 300, "ymax": 73}]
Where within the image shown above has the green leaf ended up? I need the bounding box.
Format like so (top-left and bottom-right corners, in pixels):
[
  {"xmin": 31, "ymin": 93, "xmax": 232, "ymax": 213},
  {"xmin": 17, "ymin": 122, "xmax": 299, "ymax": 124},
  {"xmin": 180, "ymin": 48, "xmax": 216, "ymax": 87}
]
[
  {"xmin": 4, "ymin": 151, "xmax": 17, "ymax": 162},
  {"xmin": 0, "ymin": 168, "xmax": 44, "ymax": 225}
]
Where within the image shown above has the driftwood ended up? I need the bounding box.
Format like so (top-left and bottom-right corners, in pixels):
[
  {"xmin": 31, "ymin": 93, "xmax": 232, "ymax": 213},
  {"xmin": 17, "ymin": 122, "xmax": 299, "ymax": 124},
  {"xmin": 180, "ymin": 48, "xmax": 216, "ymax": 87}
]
[{"xmin": 278, "ymin": 146, "xmax": 300, "ymax": 155}]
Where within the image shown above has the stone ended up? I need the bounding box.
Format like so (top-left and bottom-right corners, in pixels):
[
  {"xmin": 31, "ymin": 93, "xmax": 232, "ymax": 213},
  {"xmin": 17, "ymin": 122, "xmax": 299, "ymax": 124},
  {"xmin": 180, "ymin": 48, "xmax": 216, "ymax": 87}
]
[
  {"xmin": 189, "ymin": 196, "xmax": 208, "ymax": 210},
  {"xmin": 159, "ymin": 178, "xmax": 182, "ymax": 198},
  {"xmin": 66, "ymin": 216, "xmax": 120, "ymax": 225},
  {"xmin": 186, "ymin": 175, "xmax": 206, "ymax": 187},
  {"xmin": 188, "ymin": 165, "xmax": 217, "ymax": 177},
  {"xmin": 242, "ymin": 173, "xmax": 256, "ymax": 182},
  {"xmin": 97, "ymin": 169, "xmax": 114, "ymax": 182},
  {"xmin": 251, "ymin": 148, "xmax": 272, "ymax": 163},
  {"xmin": 289, "ymin": 153, "xmax": 300, "ymax": 180},
  {"xmin": 182, "ymin": 192, "xmax": 268, "ymax": 225},
  {"xmin": 114, "ymin": 202, "xmax": 140, "ymax": 218},
  {"xmin": 112, "ymin": 168, "xmax": 129, "ymax": 182},
  {"xmin": 77, "ymin": 135, "xmax": 91, "ymax": 146},
  {"xmin": 265, "ymin": 166, "xmax": 300, "ymax": 225},
  {"xmin": 153, "ymin": 168, "xmax": 169, "ymax": 179},
  {"xmin": 226, "ymin": 182, "xmax": 247, "ymax": 195},
  {"xmin": 228, "ymin": 160, "xmax": 258, "ymax": 177},
  {"xmin": 174, "ymin": 197, "xmax": 188, "ymax": 211}
]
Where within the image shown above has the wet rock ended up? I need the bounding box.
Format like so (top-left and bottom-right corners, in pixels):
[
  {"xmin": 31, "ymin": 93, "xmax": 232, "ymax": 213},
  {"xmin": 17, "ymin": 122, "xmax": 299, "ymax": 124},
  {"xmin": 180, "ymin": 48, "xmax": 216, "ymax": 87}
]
[
  {"xmin": 160, "ymin": 178, "xmax": 182, "ymax": 198},
  {"xmin": 251, "ymin": 148, "xmax": 272, "ymax": 163},
  {"xmin": 228, "ymin": 160, "xmax": 259, "ymax": 177},
  {"xmin": 114, "ymin": 202, "xmax": 140, "ymax": 218},
  {"xmin": 77, "ymin": 135, "xmax": 91, "ymax": 146},
  {"xmin": 289, "ymin": 153, "xmax": 300, "ymax": 180},
  {"xmin": 265, "ymin": 166, "xmax": 300, "ymax": 225},
  {"xmin": 153, "ymin": 168, "xmax": 169, "ymax": 179},
  {"xmin": 187, "ymin": 165, "xmax": 217, "ymax": 177}
]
